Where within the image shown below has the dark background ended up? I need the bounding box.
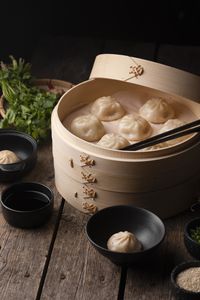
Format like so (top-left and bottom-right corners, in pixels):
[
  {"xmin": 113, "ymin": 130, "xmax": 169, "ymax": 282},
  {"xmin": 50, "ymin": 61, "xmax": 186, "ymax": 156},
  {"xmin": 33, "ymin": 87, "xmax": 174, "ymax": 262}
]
[{"xmin": 1, "ymin": 0, "xmax": 200, "ymax": 61}]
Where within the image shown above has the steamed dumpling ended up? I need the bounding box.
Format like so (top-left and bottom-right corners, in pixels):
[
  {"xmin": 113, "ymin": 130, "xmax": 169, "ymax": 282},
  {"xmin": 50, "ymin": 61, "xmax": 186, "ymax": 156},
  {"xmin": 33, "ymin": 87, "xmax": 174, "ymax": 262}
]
[
  {"xmin": 90, "ymin": 96, "xmax": 125, "ymax": 121},
  {"xmin": 107, "ymin": 231, "xmax": 142, "ymax": 253},
  {"xmin": 71, "ymin": 114, "xmax": 105, "ymax": 142},
  {"xmin": 139, "ymin": 98, "xmax": 174, "ymax": 123},
  {"xmin": 142, "ymin": 142, "xmax": 168, "ymax": 151},
  {"xmin": 0, "ymin": 150, "xmax": 20, "ymax": 164},
  {"xmin": 159, "ymin": 118, "xmax": 185, "ymax": 133},
  {"xmin": 97, "ymin": 133, "xmax": 130, "ymax": 150},
  {"xmin": 159, "ymin": 118, "xmax": 188, "ymax": 146},
  {"xmin": 118, "ymin": 114, "xmax": 152, "ymax": 141}
]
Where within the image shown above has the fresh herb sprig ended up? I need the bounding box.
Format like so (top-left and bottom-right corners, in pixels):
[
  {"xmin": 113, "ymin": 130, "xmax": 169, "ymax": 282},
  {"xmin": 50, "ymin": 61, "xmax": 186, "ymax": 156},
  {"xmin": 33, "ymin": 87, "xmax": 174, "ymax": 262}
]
[
  {"xmin": 0, "ymin": 56, "xmax": 31, "ymax": 82},
  {"xmin": 0, "ymin": 56, "xmax": 59, "ymax": 142},
  {"xmin": 190, "ymin": 226, "xmax": 200, "ymax": 244}
]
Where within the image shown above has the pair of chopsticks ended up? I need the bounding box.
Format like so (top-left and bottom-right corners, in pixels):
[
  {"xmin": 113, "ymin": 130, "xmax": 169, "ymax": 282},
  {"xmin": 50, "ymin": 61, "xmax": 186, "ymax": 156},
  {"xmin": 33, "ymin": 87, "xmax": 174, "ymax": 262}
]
[{"xmin": 122, "ymin": 119, "xmax": 200, "ymax": 151}]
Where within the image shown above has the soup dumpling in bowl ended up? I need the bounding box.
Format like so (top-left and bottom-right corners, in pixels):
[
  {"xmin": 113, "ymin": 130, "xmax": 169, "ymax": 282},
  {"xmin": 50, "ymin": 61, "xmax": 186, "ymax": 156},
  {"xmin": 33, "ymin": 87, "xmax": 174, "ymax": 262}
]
[
  {"xmin": 70, "ymin": 114, "xmax": 105, "ymax": 142},
  {"xmin": 97, "ymin": 133, "xmax": 130, "ymax": 150},
  {"xmin": 139, "ymin": 98, "xmax": 175, "ymax": 124},
  {"xmin": 118, "ymin": 114, "xmax": 152, "ymax": 141},
  {"xmin": 107, "ymin": 231, "xmax": 142, "ymax": 253},
  {"xmin": 0, "ymin": 150, "xmax": 20, "ymax": 164},
  {"xmin": 90, "ymin": 96, "xmax": 125, "ymax": 121}
]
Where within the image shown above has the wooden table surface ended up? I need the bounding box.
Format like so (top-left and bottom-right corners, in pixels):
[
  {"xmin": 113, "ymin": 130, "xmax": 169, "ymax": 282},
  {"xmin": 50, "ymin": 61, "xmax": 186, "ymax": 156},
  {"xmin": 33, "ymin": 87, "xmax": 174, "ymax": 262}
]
[{"xmin": 0, "ymin": 37, "xmax": 200, "ymax": 300}]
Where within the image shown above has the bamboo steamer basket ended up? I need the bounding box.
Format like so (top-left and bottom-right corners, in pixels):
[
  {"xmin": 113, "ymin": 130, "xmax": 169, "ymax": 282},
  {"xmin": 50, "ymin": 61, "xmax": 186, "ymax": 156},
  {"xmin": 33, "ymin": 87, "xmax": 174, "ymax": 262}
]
[{"xmin": 51, "ymin": 76, "xmax": 200, "ymax": 219}]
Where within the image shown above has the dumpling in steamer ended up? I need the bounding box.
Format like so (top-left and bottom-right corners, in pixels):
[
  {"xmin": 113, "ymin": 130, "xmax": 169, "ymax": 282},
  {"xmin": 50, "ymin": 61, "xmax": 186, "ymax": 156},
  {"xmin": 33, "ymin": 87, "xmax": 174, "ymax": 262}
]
[
  {"xmin": 0, "ymin": 150, "xmax": 20, "ymax": 164},
  {"xmin": 107, "ymin": 231, "xmax": 142, "ymax": 253},
  {"xmin": 97, "ymin": 133, "xmax": 130, "ymax": 150},
  {"xmin": 159, "ymin": 118, "xmax": 188, "ymax": 146},
  {"xmin": 118, "ymin": 114, "xmax": 152, "ymax": 141},
  {"xmin": 90, "ymin": 96, "xmax": 125, "ymax": 121},
  {"xmin": 139, "ymin": 98, "xmax": 174, "ymax": 124},
  {"xmin": 142, "ymin": 142, "xmax": 168, "ymax": 151},
  {"xmin": 70, "ymin": 114, "xmax": 105, "ymax": 142}
]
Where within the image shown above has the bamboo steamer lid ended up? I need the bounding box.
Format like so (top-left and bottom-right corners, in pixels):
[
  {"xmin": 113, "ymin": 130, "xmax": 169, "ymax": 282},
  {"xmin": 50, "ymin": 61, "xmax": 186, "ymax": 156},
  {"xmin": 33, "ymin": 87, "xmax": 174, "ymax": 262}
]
[
  {"xmin": 90, "ymin": 54, "xmax": 200, "ymax": 103},
  {"xmin": 51, "ymin": 77, "xmax": 200, "ymax": 218}
]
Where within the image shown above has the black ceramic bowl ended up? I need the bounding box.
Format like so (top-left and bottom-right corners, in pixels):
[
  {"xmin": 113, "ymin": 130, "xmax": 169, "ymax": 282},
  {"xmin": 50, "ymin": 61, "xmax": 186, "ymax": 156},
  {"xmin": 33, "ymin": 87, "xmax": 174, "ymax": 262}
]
[
  {"xmin": 0, "ymin": 182, "xmax": 54, "ymax": 228},
  {"xmin": 171, "ymin": 261, "xmax": 200, "ymax": 300},
  {"xmin": 184, "ymin": 217, "xmax": 200, "ymax": 259},
  {"xmin": 86, "ymin": 205, "xmax": 165, "ymax": 265},
  {"xmin": 0, "ymin": 129, "xmax": 37, "ymax": 182}
]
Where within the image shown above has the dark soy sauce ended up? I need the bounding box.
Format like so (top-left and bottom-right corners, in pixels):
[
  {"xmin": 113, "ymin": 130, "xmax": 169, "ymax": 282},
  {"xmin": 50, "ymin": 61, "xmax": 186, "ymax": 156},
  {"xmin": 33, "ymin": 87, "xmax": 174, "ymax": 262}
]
[{"xmin": 4, "ymin": 191, "xmax": 49, "ymax": 211}]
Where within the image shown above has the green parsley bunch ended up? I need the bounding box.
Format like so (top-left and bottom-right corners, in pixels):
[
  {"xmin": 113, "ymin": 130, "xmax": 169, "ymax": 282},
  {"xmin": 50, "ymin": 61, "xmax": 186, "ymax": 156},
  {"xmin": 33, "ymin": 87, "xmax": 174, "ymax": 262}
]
[{"xmin": 0, "ymin": 56, "xmax": 59, "ymax": 142}]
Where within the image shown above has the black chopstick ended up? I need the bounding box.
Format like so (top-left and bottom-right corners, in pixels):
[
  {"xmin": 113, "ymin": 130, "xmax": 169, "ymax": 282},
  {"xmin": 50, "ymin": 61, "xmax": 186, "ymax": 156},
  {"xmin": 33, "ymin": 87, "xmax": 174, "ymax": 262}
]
[{"xmin": 122, "ymin": 119, "xmax": 200, "ymax": 151}]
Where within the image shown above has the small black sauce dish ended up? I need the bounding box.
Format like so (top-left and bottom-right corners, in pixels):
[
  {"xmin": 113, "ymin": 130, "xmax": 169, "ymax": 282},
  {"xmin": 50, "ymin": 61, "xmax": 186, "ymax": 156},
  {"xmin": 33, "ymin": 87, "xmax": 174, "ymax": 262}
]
[
  {"xmin": 184, "ymin": 217, "xmax": 200, "ymax": 260},
  {"xmin": 0, "ymin": 129, "xmax": 37, "ymax": 182},
  {"xmin": 86, "ymin": 205, "xmax": 165, "ymax": 266},
  {"xmin": 0, "ymin": 182, "xmax": 54, "ymax": 228},
  {"xmin": 171, "ymin": 261, "xmax": 200, "ymax": 300}
]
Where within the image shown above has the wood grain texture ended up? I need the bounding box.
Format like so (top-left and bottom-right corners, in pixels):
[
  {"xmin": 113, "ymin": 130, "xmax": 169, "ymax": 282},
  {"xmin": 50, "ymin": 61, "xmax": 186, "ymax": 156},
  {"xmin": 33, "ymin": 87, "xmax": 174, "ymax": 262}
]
[
  {"xmin": 0, "ymin": 142, "xmax": 62, "ymax": 300},
  {"xmin": 31, "ymin": 39, "xmax": 122, "ymax": 300},
  {"xmin": 124, "ymin": 44, "xmax": 200, "ymax": 300},
  {"xmin": 40, "ymin": 202, "xmax": 121, "ymax": 300},
  {"xmin": 124, "ymin": 210, "xmax": 200, "ymax": 300}
]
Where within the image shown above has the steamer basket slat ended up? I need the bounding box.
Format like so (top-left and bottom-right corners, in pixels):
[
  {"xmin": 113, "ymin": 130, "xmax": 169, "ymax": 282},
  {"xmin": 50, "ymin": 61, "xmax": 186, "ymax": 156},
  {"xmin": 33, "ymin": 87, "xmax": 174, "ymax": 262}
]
[{"xmin": 52, "ymin": 135, "xmax": 200, "ymax": 193}]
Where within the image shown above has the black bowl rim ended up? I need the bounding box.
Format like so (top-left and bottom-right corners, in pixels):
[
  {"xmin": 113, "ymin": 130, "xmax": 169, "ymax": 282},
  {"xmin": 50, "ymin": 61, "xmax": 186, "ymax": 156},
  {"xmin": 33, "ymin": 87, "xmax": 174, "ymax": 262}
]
[
  {"xmin": 171, "ymin": 260, "xmax": 200, "ymax": 295},
  {"xmin": 0, "ymin": 181, "xmax": 54, "ymax": 213},
  {"xmin": 0, "ymin": 129, "xmax": 37, "ymax": 166},
  {"xmin": 86, "ymin": 205, "xmax": 166, "ymax": 256},
  {"xmin": 184, "ymin": 217, "xmax": 200, "ymax": 247}
]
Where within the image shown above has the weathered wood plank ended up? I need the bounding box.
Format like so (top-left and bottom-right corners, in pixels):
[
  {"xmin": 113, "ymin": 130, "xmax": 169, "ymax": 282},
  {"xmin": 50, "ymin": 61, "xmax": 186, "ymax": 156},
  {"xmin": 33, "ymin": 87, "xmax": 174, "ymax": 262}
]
[
  {"xmin": 40, "ymin": 202, "xmax": 121, "ymax": 300},
  {"xmin": 31, "ymin": 36, "xmax": 104, "ymax": 84},
  {"xmin": 123, "ymin": 44, "xmax": 200, "ymax": 299},
  {"xmin": 124, "ymin": 211, "xmax": 199, "ymax": 300},
  {"xmin": 31, "ymin": 36, "xmax": 122, "ymax": 300},
  {"xmin": 157, "ymin": 44, "xmax": 200, "ymax": 75},
  {"xmin": 0, "ymin": 142, "xmax": 62, "ymax": 300}
]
